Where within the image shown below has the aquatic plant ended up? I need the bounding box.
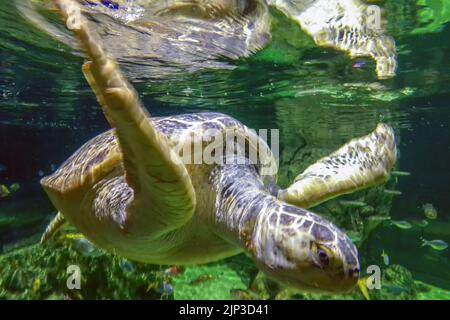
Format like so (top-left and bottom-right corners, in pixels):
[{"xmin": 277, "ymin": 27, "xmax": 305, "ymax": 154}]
[
  {"xmin": 0, "ymin": 237, "xmax": 168, "ymax": 300},
  {"xmin": 413, "ymin": 0, "xmax": 450, "ymax": 34}
]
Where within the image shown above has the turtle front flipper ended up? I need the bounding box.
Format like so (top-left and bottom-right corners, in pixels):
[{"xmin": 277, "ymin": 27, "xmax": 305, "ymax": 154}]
[
  {"xmin": 279, "ymin": 123, "xmax": 397, "ymax": 208},
  {"xmin": 269, "ymin": 0, "xmax": 397, "ymax": 79},
  {"xmin": 52, "ymin": 0, "xmax": 196, "ymax": 234}
]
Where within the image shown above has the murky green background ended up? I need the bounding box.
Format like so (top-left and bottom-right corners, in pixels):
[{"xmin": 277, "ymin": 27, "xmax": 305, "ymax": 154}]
[{"xmin": 0, "ymin": 0, "xmax": 449, "ymax": 299}]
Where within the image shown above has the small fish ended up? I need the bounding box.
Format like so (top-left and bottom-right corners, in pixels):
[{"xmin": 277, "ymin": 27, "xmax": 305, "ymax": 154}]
[
  {"xmin": 0, "ymin": 184, "xmax": 10, "ymax": 198},
  {"xmin": 73, "ymin": 237, "xmax": 103, "ymax": 257},
  {"xmin": 32, "ymin": 278, "xmax": 41, "ymax": 293},
  {"xmin": 339, "ymin": 200, "xmax": 367, "ymax": 207},
  {"xmin": 119, "ymin": 259, "xmax": 135, "ymax": 272},
  {"xmin": 384, "ymin": 189, "xmax": 402, "ymax": 196},
  {"xmin": 390, "ymin": 220, "xmax": 412, "ymax": 229},
  {"xmin": 352, "ymin": 61, "xmax": 366, "ymax": 68},
  {"xmin": 391, "ymin": 171, "xmax": 411, "ymax": 177},
  {"xmin": 381, "ymin": 250, "xmax": 390, "ymax": 266},
  {"xmin": 0, "ymin": 216, "xmax": 15, "ymax": 226},
  {"xmin": 50, "ymin": 164, "xmax": 56, "ymax": 171},
  {"xmin": 9, "ymin": 183, "xmax": 20, "ymax": 192},
  {"xmin": 38, "ymin": 170, "xmax": 44, "ymax": 177},
  {"xmin": 59, "ymin": 233, "xmax": 85, "ymax": 241},
  {"xmin": 190, "ymin": 274, "xmax": 213, "ymax": 286},
  {"xmin": 412, "ymin": 219, "xmax": 429, "ymax": 228},
  {"xmin": 156, "ymin": 281, "xmax": 173, "ymax": 295},
  {"xmin": 163, "ymin": 265, "xmax": 183, "ymax": 276},
  {"xmin": 421, "ymin": 239, "xmax": 448, "ymax": 251},
  {"xmin": 0, "ymin": 163, "xmax": 7, "ymax": 173},
  {"xmin": 422, "ymin": 203, "xmax": 437, "ymax": 220}
]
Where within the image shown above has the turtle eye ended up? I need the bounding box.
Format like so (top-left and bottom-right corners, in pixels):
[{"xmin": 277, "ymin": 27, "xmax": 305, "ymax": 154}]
[{"xmin": 317, "ymin": 248, "xmax": 330, "ymax": 266}]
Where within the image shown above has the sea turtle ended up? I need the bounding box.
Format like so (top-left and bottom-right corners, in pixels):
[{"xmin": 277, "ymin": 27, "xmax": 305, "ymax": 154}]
[
  {"xmin": 41, "ymin": 0, "xmax": 397, "ymax": 292},
  {"xmin": 21, "ymin": 0, "xmax": 397, "ymax": 79}
]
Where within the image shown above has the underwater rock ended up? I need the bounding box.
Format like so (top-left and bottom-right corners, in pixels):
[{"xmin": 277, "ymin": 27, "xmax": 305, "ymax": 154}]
[
  {"xmin": 0, "ymin": 239, "xmax": 167, "ymax": 300},
  {"xmin": 190, "ymin": 274, "xmax": 214, "ymax": 286},
  {"xmin": 0, "ymin": 236, "xmax": 257, "ymax": 300},
  {"xmin": 230, "ymin": 288, "xmax": 259, "ymax": 300},
  {"xmin": 371, "ymin": 265, "xmax": 420, "ymax": 300},
  {"xmin": 0, "ymin": 233, "xmax": 442, "ymax": 300}
]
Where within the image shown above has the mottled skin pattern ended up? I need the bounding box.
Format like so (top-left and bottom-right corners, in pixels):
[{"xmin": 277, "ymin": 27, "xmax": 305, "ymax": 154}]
[
  {"xmin": 41, "ymin": 0, "xmax": 398, "ymax": 293},
  {"xmin": 279, "ymin": 122, "xmax": 397, "ymax": 208},
  {"xmin": 211, "ymin": 157, "xmax": 360, "ymax": 291},
  {"xmin": 269, "ymin": 0, "xmax": 397, "ymax": 78},
  {"xmin": 24, "ymin": 0, "xmax": 397, "ymax": 79},
  {"xmin": 43, "ymin": 112, "xmax": 259, "ymax": 193},
  {"xmin": 42, "ymin": 112, "xmax": 277, "ymax": 263}
]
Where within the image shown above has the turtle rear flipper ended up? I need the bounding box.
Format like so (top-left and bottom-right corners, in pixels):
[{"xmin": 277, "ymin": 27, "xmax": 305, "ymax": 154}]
[
  {"xmin": 270, "ymin": 0, "xmax": 397, "ymax": 79},
  {"xmin": 40, "ymin": 212, "xmax": 66, "ymax": 244},
  {"xmin": 279, "ymin": 123, "xmax": 397, "ymax": 208},
  {"xmin": 52, "ymin": 0, "xmax": 196, "ymax": 234}
]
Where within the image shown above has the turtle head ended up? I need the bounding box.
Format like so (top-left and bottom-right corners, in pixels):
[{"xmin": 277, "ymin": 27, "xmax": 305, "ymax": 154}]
[{"xmin": 252, "ymin": 206, "xmax": 360, "ymax": 293}]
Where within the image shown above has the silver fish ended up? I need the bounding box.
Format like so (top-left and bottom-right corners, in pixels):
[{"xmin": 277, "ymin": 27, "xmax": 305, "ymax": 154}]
[{"xmin": 421, "ymin": 239, "xmax": 448, "ymax": 251}]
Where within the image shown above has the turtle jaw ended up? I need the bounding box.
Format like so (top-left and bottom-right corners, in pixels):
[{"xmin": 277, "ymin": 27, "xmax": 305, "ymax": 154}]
[{"xmin": 255, "ymin": 259, "xmax": 359, "ymax": 294}]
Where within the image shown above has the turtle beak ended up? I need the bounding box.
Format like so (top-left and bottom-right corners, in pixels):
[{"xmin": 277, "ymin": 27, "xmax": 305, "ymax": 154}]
[{"xmin": 256, "ymin": 260, "xmax": 359, "ymax": 294}]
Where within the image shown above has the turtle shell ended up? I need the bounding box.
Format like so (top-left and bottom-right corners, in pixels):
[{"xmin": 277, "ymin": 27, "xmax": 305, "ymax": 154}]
[{"xmin": 41, "ymin": 112, "xmax": 278, "ymax": 194}]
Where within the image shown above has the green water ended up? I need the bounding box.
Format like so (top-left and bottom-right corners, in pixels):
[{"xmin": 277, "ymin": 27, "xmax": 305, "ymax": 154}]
[{"xmin": 0, "ymin": 0, "xmax": 449, "ymax": 299}]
